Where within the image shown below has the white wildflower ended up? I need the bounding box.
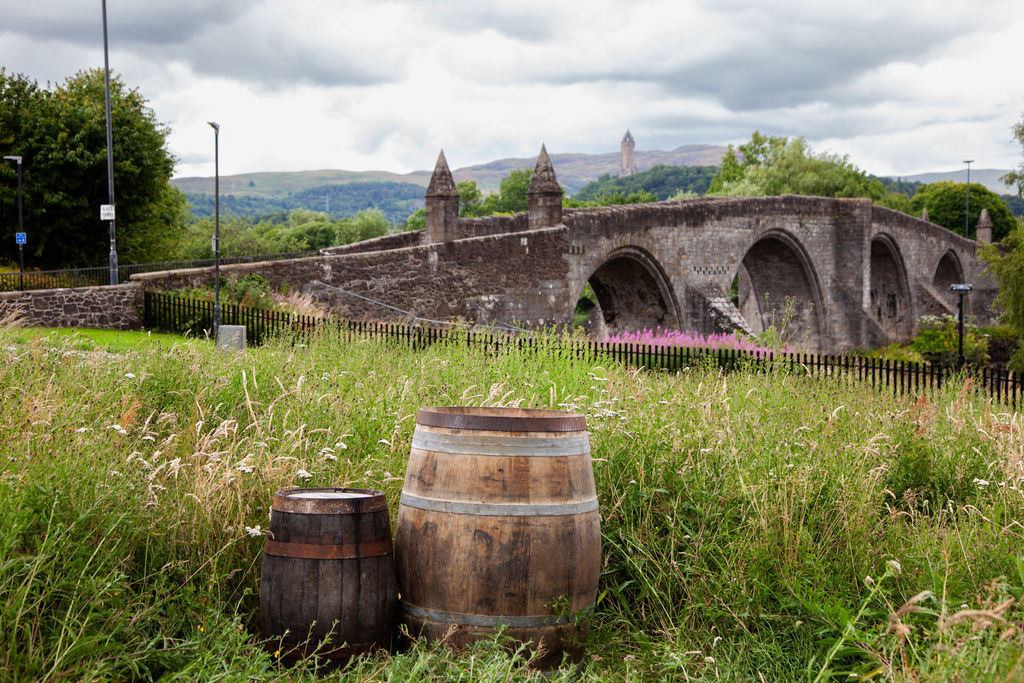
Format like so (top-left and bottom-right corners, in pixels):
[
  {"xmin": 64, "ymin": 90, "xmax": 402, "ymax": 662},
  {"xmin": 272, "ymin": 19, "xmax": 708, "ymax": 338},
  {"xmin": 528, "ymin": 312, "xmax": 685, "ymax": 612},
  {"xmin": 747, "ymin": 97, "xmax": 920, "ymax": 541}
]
[
  {"xmin": 973, "ymin": 478, "xmax": 990, "ymax": 488},
  {"xmin": 109, "ymin": 424, "xmax": 127, "ymax": 435},
  {"xmin": 124, "ymin": 372, "xmax": 135, "ymax": 379},
  {"xmin": 296, "ymin": 469, "xmax": 312, "ymax": 480},
  {"xmin": 886, "ymin": 560, "xmax": 902, "ymax": 576},
  {"xmin": 237, "ymin": 463, "xmax": 254, "ymax": 474},
  {"xmin": 75, "ymin": 427, "xmax": 92, "ymax": 433},
  {"xmin": 245, "ymin": 525, "xmax": 263, "ymax": 537}
]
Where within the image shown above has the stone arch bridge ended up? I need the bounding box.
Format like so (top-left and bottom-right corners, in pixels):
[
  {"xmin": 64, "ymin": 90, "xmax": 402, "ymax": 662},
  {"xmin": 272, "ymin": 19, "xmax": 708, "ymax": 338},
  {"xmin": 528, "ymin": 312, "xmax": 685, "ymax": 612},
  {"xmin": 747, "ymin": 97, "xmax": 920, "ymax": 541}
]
[{"xmin": 137, "ymin": 149, "xmax": 997, "ymax": 352}]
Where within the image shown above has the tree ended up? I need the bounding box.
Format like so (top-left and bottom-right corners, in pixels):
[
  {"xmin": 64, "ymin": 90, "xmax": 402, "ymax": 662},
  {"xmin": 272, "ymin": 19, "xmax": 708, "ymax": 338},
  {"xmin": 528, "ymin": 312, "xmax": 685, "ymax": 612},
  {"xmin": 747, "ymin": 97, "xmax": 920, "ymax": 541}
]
[
  {"xmin": 909, "ymin": 181, "xmax": 1016, "ymax": 241},
  {"xmin": 707, "ymin": 131, "xmax": 887, "ymax": 200},
  {"xmin": 1002, "ymin": 114, "xmax": 1024, "ymax": 198},
  {"xmin": 0, "ymin": 68, "xmax": 182, "ymax": 268},
  {"xmin": 479, "ymin": 168, "xmax": 533, "ymax": 215},
  {"xmin": 336, "ymin": 208, "xmax": 389, "ymax": 244},
  {"xmin": 456, "ymin": 180, "xmax": 483, "ymax": 217}
]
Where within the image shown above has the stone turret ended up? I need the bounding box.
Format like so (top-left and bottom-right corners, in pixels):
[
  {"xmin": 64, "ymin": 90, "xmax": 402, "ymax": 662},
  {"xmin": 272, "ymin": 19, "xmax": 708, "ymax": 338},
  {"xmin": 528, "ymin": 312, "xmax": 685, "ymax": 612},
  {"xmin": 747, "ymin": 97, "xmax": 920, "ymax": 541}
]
[
  {"xmin": 527, "ymin": 145, "xmax": 563, "ymax": 230},
  {"xmin": 425, "ymin": 150, "xmax": 459, "ymax": 244},
  {"xmin": 976, "ymin": 208, "xmax": 993, "ymax": 244},
  {"xmin": 620, "ymin": 130, "xmax": 637, "ymax": 176},
  {"xmin": 921, "ymin": 207, "xmax": 930, "ymax": 222}
]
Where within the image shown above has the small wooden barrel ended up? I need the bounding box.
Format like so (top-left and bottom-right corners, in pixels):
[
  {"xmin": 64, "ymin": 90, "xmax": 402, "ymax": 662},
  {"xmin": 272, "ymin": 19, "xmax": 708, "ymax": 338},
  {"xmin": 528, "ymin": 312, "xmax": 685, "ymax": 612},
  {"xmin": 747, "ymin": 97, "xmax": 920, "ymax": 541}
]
[
  {"xmin": 395, "ymin": 407, "xmax": 601, "ymax": 670},
  {"xmin": 260, "ymin": 488, "xmax": 396, "ymax": 661}
]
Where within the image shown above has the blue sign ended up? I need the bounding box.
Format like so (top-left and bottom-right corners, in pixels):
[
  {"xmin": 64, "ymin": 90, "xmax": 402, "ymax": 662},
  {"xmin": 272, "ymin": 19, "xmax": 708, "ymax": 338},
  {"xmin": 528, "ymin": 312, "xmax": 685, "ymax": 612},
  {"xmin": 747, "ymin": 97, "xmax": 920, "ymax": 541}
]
[{"xmin": 15, "ymin": 232, "xmax": 26, "ymax": 245}]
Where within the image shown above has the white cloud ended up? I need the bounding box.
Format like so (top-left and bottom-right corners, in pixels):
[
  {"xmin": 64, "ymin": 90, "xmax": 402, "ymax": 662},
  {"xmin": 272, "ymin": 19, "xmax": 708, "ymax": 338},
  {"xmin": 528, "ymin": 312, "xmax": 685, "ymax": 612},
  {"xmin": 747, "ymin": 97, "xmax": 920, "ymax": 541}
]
[{"xmin": 0, "ymin": 0, "xmax": 1021, "ymax": 179}]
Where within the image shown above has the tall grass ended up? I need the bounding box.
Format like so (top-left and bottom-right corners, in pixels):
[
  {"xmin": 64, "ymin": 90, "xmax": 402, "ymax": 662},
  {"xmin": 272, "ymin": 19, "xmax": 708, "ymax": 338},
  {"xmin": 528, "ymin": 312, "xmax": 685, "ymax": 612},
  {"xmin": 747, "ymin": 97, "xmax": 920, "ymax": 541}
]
[{"xmin": 1, "ymin": 325, "xmax": 1023, "ymax": 680}]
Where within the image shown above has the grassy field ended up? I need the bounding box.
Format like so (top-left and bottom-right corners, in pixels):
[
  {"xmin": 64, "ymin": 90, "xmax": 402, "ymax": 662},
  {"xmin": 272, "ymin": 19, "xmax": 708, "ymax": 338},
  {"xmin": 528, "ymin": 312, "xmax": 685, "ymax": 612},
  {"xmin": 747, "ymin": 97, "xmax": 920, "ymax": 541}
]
[{"xmin": 2, "ymin": 325, "xmax": 1024, "ymax": 681}]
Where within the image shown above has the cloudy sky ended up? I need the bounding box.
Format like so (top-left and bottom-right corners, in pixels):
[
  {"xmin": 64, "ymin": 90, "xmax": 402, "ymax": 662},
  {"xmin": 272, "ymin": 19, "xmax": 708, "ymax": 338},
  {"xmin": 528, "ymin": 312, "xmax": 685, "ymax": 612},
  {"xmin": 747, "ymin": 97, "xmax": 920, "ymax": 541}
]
[{"xmin": 2, "ymin": 0, "xmax": 1022, "ymax": 180}]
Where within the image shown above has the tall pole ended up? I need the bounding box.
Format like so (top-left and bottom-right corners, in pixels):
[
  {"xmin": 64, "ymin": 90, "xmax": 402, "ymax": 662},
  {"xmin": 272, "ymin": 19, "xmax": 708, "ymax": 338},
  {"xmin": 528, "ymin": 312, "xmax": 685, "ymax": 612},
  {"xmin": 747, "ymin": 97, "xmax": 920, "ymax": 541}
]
[
  {"xmin": 957, "ymin": 291, "xmax": 965, "ymax": 368},
  {"xmin": 3, "ymin": 156, "xmax": 22, "ymax": 290},
  {"xmin": 963, "ymin": 159, "xmax": 974, "ymax": 239},
  {"xmin": 208, "ymin": 122, "xmax": 221, "ymax": 338},
  {"xmin": 102, "ymin": 0, "xmax": 118, "ymax": 285}
]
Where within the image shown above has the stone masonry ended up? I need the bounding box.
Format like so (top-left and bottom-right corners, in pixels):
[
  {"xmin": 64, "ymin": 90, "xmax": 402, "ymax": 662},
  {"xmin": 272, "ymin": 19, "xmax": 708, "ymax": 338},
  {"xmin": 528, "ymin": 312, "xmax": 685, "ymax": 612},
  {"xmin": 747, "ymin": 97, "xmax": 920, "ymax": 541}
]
[
  {"xmin": 133, "ymin": 148, "xmax": 999, "ymax": 352},
  {"xmin": 0, "ymin": 282, "xmax": 144, "ymax": 330}
]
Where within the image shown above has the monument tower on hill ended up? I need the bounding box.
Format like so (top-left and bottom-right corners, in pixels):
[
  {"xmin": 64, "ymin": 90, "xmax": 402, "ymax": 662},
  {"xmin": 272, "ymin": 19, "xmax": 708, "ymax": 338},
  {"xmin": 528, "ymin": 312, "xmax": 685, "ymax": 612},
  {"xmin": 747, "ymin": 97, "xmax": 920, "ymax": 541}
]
[{"xmin": 620, "ymin": 130, "xmax": 637, "ymax": 177}]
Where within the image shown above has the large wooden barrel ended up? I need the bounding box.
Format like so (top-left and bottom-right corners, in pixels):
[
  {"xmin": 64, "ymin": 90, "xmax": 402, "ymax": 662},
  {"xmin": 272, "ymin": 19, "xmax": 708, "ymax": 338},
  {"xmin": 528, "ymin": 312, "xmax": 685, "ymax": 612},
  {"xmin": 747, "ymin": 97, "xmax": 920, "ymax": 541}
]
[
  {"xmin": 395, "ymin": 407, "xmax": 601, "ymax": 670},
  {"xmin": 260, "ymin": 488, "xmax": 396, "ymax": 661}
]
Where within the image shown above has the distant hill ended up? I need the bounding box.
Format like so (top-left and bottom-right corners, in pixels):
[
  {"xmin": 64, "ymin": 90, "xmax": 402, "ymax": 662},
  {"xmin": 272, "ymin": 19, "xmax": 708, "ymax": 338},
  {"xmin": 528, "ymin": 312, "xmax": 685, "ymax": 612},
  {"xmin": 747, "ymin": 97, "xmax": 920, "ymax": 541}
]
[
  {"xmin": 170, "ymin": 144, "xmax": 729, "ymax": 222},
  {"xmin": 892, "ymin": 169, "xmax": 1013, "ymax": 195},
  {"xmin": 575, "ymin": 164, "xmax": 720, "ymax": 201},
  {"xmin": 450, "ymin": 145, "xmax": 729, "ymax": 194}
]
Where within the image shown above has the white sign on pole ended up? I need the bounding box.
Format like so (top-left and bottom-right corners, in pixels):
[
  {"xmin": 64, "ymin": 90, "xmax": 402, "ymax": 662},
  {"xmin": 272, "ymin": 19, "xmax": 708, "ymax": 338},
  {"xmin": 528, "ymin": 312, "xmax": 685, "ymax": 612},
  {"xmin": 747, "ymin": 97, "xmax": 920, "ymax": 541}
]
[{"xmin": 100, "ymin": 204, "xmax": 115, "ymax": 221}]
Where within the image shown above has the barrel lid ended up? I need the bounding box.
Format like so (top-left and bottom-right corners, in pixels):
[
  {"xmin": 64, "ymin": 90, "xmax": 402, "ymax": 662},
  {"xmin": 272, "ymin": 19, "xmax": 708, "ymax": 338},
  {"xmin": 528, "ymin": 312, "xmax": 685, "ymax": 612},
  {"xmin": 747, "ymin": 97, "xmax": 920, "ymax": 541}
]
[
  {"xmin": 272, "ymin": 487, "xmax": 387, "ymax": 514},
  {"xmin": 417, "ymin": 407, "xmax": 586, "ymax": 432}
]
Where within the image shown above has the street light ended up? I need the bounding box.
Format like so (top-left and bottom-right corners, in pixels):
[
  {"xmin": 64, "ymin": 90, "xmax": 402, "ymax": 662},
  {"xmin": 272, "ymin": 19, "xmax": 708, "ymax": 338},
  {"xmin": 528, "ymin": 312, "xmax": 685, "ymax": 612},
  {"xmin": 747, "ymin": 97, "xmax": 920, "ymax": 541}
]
[
  {"xmin": 2, "ymin": 156, "xmax": 23, "ymax": 290},
  {"xmin": 208, "ymin": 121, "xmax": 221, "ymax": 339},
  {"xmin": 951, "ymin": 283, "xmax": 973, "ymax": 368},
  {"xmin": 963, "ymin": 160, "xmax": 974, "ymax": 239},
  {"xmin": 102, "ymin": 0, "xmax": 118, "ymax": 285}
]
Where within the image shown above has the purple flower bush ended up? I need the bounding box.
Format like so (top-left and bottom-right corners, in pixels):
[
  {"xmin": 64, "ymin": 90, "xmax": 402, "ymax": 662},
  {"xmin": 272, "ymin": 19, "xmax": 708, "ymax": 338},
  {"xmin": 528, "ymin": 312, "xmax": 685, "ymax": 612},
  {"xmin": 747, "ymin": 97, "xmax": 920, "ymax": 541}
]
[{"xmin": 603, "ymin": 327, "xmax": 793, "ymax": 356}]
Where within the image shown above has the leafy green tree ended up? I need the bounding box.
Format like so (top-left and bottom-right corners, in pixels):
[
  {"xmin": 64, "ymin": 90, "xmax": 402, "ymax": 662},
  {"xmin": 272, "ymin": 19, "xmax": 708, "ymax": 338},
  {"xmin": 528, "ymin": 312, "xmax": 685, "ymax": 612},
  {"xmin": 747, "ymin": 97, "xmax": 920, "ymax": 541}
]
[
  {"xmin": 403, "ymin": 208, "xmax": 425, "ymax": 232},
  {"xmin": 573, "ymin": 164, "xmax": 718, "ymax": 202},
  {"xmin": 909, "ymin": 181, "xmax": 1015, "ymax": 241},
  {"xmin": 479, "ymin": 168, "xmax": 533, "ymax": 215},
  {"xmin": 0, "ymin": 68, "xmax": 182, "ymax": 267},
  {"xmin": 286, "ymin": 209, "xmax": 336, "ymax": 250},
  {"xmin": 707, "ymin": 131, "xmax": 887, "ymax": 200},
  {"xmin": 456, "ymin": 180, "xmax": 483, "ymax": 217},
  {"xmin": 1002, "ymin": 114, "xmax": 1024, "ymax": 198},
  {"xmin": 337, "ymin": 208, "xmax": 389, "ymax": 243}
]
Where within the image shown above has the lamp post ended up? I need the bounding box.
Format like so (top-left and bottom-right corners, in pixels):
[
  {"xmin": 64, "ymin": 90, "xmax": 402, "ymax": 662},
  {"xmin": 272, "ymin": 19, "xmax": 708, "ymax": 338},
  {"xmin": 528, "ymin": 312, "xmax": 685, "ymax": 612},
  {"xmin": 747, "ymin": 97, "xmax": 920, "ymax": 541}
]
[
  {"xmin": 3, "ymin": 156, "xmax": 23, "ymax": 290},
  {"xmin": 951, "ymin": 283, "xmax": 972, "ymax": 368},
  {"xmin": 102, "ymin": 0, "xmax": 118, "ymax": 285},
  {"xmin": 208, "ymin": 121, "xmax": 221, "ymax": 339},
  {"xmin": 963, "ymin": 159, "xmax": 974, "ymax": 239}
]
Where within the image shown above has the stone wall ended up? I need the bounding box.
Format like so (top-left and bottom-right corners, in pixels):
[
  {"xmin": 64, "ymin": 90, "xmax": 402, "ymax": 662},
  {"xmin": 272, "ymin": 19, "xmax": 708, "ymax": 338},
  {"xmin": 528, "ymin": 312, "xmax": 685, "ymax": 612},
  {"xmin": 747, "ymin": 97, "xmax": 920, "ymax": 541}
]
[
  {"xmin": 133, "ymin": 228, "xmax": 572, "ymax": 327},
  {"xmin": 0, "ymin": 282, "xmax": 144, "ymax": 330}
]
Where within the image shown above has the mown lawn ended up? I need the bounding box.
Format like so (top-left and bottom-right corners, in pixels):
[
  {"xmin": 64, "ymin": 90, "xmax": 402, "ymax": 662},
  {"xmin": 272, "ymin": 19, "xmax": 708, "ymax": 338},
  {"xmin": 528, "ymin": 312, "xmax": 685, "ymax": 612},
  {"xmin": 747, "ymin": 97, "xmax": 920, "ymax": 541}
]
[{"xmin": 1, "ymin": 324, "xmax": 1023, "ymax": 681}]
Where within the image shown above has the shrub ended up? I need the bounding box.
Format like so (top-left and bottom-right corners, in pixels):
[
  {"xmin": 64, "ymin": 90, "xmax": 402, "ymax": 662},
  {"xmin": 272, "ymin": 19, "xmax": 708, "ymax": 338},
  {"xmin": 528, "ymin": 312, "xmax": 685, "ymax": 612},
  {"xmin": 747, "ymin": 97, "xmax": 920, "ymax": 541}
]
[{"xmin": 910, "ymin": 315, "xmax": 988, "ymax": 368}]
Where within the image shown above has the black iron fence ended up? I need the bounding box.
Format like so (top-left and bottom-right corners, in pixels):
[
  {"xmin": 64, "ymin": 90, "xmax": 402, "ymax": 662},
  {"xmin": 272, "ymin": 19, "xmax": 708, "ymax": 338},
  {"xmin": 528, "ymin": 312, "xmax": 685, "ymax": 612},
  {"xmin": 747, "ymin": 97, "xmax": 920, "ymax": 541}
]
[
  {"xmin": 0, "ymin": 249, "xmax": 321, "ymax": 292},
  {"xmin": 143, "ymin": 290, "xmax": 1024, "ymax": 409}
]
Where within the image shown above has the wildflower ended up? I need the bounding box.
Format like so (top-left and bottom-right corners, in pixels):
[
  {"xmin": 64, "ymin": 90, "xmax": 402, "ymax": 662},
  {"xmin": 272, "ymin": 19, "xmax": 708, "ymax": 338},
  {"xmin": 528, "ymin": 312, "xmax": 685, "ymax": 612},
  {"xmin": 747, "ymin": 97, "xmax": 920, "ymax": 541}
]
[
  {"xmin": 274, "ymin": 650, "xmax": 280, "ymax": 658},
  {"xmin": 864, "ymin": 575, "xmax": 875, "ymax": 587},
  {"xmin": 973, "ymin": 478, "xmax": 990, "ymax": 488},
  {"xmin": 124, "ymin": 372, "xmax": 135, "ymax": 379},
  {"xmin": 296, "ymin": 469, "xmax": 312, "ymax": 480},
  {"xmin": 237, "ymin": 463, "xmax": 254, "ymax": 473},
  {"xmin": 886, "ymin": 560, "xmax": 902, "ymax": 576},
  {"xmin": 75, "ymin": 427, "xmax": 92, "ymax": 433},
  {"xmin": 378, "ymin": 438, "xmax": 392, "ymax": 447},
  {"xmin": 199, "ymin": 625, "xmax": 204, "ymax": 633},
  {"xmin": 245, "ymin": 525, "xmax": 263, "ymax": 537}
]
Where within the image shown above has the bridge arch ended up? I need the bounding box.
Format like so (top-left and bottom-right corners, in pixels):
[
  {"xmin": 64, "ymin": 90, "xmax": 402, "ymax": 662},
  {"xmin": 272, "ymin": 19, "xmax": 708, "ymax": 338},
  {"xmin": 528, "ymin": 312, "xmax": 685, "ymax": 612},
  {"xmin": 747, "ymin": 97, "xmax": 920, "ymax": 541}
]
[
  {"xmin": 931, "ymin": 250, "xmax": 965, "ymax": 312},
  {"xmin": 734, "ymin": 230, "xmax": 824, "ymax": 347},
  {"xmin": 577, "ymin": 246, "xmax": 682, "ymax": 336},
  {"xmin": 869, "ymin": 233, "xmax": 912, "ymax": 341}
]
